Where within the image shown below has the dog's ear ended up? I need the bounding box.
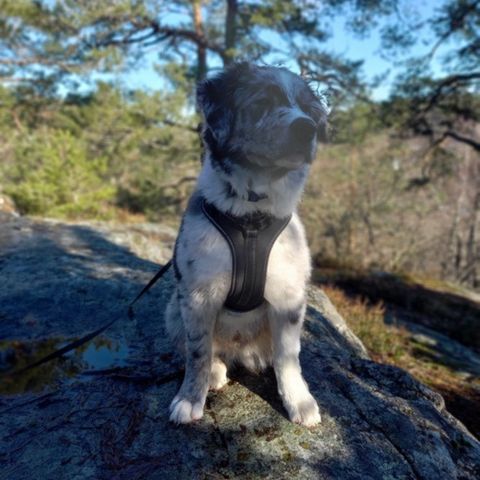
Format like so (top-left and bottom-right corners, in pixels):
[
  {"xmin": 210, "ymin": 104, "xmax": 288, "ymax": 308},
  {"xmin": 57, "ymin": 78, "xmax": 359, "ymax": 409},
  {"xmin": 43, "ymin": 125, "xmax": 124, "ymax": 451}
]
[
  {"xmin": 197, "ymin": 73, "xmax": 233, "ymax": 147},
  {"xmin": 197, "ymin": 62, "xmax": 251, "ymax": 147}
]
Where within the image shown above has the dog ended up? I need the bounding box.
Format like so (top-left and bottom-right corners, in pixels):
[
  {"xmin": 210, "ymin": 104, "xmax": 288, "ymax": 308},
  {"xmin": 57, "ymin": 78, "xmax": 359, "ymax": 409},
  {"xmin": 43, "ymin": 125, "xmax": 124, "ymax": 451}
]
[{"xmin": 165, "ymin": 62, "xmax": 327, "ymax": 426}]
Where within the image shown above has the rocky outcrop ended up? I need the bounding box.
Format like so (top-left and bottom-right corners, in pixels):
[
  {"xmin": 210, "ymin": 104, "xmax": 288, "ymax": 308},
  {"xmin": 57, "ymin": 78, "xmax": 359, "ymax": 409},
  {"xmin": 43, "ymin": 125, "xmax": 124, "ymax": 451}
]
[
  {"xmin": 1, "ymin": 212, "xmax": 479, "ymax": 479},
  {"xmin": 323, "ymin": 269, "xmax": 480, "ymax": 350}
]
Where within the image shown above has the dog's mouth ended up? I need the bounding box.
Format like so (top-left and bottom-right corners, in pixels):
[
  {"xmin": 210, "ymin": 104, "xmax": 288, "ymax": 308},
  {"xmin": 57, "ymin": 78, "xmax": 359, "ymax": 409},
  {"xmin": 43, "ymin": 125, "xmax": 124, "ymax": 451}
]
[
  {"xmin": 274, "ymin": 152, "xmax": 308, "ymax": 168},
  {"xmin": 245, "ymin": 147, "xmax": 312, "ymax": 171}
]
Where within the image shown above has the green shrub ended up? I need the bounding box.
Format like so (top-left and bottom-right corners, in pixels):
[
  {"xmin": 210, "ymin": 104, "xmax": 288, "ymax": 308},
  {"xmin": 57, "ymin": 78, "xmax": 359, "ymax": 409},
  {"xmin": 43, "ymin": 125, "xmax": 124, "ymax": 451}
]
[{"xmin": 5, "ymin": 129, "xmax": 115, "ymax": 217}]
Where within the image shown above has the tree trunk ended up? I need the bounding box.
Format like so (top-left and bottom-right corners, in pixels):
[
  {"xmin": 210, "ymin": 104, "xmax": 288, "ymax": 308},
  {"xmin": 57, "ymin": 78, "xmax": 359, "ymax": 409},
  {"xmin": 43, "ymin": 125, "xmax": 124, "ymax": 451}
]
[
  {"xmin": 224, "ymin": 0, "xmax": 238, "ymax": 65},
  {"xmin": 443, "ymin": 135, "xmax": 480, "ymax": 289},
  {"xmin": 192, "ymin": 0, "xmax": 207, "ymax": 82}
]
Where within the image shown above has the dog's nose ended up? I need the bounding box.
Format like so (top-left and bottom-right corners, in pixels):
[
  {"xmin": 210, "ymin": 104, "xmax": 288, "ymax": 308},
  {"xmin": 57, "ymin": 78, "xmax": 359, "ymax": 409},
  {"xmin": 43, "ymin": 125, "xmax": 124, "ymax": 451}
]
[{"xmin": 289, "ymin": 117, "xmax": 317, "ymax": 145}]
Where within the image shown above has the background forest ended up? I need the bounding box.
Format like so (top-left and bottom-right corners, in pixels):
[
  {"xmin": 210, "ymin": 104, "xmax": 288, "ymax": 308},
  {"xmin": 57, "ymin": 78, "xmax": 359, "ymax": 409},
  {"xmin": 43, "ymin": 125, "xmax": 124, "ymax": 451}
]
[{"xmin": 0, "ymin": 0, "xmax": 479, "ymax": 291}]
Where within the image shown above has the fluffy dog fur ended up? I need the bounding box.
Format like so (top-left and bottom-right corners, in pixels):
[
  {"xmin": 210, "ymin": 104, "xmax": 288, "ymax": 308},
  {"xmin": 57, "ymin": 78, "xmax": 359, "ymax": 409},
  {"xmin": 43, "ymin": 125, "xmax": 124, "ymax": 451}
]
[{"xmin": 165, "ymin": 62, "xmax": 327, "ymax": 426}]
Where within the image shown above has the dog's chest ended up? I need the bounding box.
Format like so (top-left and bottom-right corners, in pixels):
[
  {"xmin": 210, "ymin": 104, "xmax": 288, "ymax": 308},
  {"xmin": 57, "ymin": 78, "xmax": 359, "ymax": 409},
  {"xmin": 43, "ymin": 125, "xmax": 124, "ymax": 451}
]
[
  {"xmin": 201, "ymin": 200, "xmax": 291, "ymax": 312},
  {"xmin": 177, "ymin": 207, "xmax": 310, "ymax": 312}
]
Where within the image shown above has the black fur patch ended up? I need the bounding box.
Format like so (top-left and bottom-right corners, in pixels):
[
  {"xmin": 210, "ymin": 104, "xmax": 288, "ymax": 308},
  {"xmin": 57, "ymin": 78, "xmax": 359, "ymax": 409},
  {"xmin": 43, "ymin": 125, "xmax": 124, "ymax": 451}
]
[
  {"xmin": 186, "ymin": 192, "xmax": 204, "ymax": 216},
  {"xmin": 197, "ymin": 63, "xmax": 253, "ymax": 172},
  {"xmin": 172, "ymin": 257, "xmax": 182, "ymax": 281},
  {"xmin": 187, "ymin": 331, "xmax": 206, "ymax": 344},
  {"xmin": 247, "ymin": 190, "xmax": 268, "ymax": 202},
  {"xmin": 172, "ymin": 218, "xmax": 185, "ymax": 282},
  {"xmin": 287, "ymin": 304, "xmax": 304, "ymax": 325},
  {"xmin": 191, "ymin": 347, "xmax": 203, "ymax": 360},
  {"xmin": 224, "ymin": 182, "xmax": 237, "ymax": 198}
]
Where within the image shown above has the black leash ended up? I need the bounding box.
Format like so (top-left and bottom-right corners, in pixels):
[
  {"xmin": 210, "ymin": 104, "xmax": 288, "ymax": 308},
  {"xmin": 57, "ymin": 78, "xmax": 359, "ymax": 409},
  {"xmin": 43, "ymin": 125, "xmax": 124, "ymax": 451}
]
[
  {"xmin": 1, "ymin": 260, "xmax": 172, "ymax": 377},
  {"xmin": 127, "ymin": 259, "xmax": 172, "ymax": 319}
]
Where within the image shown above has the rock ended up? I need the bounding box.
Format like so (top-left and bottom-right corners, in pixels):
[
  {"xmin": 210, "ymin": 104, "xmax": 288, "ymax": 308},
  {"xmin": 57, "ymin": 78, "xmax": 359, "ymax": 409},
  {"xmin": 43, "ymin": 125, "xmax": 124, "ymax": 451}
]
[
  {"xmin": 1, "ymin": 214, "xmax": 479, "ymax": 479},
  {"xmin": 407, "ymin": 322, "xmax": 480, "ymax": 378}
]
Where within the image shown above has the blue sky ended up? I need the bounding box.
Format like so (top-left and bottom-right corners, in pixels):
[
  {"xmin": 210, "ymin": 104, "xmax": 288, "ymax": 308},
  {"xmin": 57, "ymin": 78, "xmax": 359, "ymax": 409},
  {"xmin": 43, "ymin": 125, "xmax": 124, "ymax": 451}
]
[{"xmin": 114, "ymin": 0, "xmax": 446, "ymax": 101}]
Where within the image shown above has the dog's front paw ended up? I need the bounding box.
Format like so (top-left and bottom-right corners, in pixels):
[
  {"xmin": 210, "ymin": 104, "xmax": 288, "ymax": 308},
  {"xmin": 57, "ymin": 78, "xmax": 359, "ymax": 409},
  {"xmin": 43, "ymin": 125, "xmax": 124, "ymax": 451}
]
[
  {"xmin": 284, "ymin": 393, "xmax": 321, "ymax": 427},
  {"xmin": 169, "ymin": 395, "xmax": 205, "ymax": 424}
]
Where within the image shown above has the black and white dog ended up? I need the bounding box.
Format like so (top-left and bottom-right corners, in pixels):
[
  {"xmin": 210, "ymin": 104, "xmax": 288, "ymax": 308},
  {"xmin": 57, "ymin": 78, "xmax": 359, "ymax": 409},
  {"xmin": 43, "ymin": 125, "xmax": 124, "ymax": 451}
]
[{"xmin": 165, "ymin": 63, "xmax": 327, "ymax": 426}]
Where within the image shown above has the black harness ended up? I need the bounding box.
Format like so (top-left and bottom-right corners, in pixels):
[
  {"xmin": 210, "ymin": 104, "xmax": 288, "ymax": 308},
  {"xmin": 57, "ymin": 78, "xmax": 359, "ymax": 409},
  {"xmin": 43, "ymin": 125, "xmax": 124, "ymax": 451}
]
[{"xmin": 201, "ymin": 198, "xmax": 291, "ymax": 312}]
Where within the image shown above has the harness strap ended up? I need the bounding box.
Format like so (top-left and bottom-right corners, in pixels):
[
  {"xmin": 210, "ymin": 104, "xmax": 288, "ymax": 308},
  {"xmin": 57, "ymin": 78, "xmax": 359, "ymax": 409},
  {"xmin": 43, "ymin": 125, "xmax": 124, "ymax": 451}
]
[{"xmin": 202, "ymin": 199, "xmax": 291, "ymax": 312}]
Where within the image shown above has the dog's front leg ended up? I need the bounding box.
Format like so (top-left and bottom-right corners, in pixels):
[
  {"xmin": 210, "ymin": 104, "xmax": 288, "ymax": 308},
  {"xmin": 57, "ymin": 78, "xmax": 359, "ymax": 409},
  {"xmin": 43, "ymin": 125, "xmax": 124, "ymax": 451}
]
[
  {"xmin": 169, "ymin": 287, "xmax": 218, "ymax": 424},
  {"xmin": 269, "ymin": 303, "xmax": 321, "ymax": 427}
]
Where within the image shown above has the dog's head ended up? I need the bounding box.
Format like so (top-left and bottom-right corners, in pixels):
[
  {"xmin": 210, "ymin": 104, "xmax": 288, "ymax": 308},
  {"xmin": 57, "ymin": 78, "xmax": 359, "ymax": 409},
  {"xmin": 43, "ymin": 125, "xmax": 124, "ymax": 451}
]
[{"xmin": 197, "ymin": 62, "xmax": 328, "ymax": 175}]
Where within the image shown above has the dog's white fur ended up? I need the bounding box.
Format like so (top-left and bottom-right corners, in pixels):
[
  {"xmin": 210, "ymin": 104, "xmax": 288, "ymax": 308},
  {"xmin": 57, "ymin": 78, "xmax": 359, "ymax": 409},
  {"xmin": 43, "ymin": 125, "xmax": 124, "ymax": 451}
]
[{"xmin": 165, "ymin": 64, "xmax": 323, "ymax": 426}]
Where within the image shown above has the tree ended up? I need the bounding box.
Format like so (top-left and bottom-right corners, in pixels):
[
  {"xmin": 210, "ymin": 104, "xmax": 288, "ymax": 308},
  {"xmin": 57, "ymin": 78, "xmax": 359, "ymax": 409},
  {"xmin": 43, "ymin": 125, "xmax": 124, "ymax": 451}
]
[
  {"xmin": 0, "ymin": 1, "xmax": 381, "ymax": 97},
  {"xmin": 376, "ymin": 0, "xmax": 480, "ymax": 288},
  {"xmin": 378, "ymin": 0, "xmax": 480, "ymax": 152}
]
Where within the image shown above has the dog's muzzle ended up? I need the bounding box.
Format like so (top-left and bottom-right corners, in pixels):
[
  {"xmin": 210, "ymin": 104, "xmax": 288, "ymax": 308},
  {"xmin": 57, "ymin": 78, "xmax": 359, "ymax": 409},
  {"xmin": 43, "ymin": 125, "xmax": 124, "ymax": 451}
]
[
  {"xmin": 288, "ymin": 117, "xmax": 317, "ymax": 155},
  {"xmin": 289, "ymin": 117, "xmax": 317, "ymax": 145}
]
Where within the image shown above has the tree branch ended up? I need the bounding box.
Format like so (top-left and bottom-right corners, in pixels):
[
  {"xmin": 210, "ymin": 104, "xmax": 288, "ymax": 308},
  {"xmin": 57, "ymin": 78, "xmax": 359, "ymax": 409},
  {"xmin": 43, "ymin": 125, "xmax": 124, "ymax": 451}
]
[
  {"xmin": 92, "ymin": 17, "xmax": 227, "ymax": 61},
  {"xmin": 421, "ymin": 72, "xmax": 480, "ymax": 114},
  {"xmin": 444, "ymin": 130, "xmax": 480, "ymax": 152}
]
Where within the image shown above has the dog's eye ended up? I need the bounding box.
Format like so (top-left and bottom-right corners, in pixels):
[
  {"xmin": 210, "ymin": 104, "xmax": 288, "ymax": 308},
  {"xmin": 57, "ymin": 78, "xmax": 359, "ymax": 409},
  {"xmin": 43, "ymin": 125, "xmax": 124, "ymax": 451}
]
[
  {"xmin": 265, "ymin": 84, "xmax": 286, "ymax": 102},
  {"xmin": 251, "ymin": 98, "xmax": 272, "ymax": 121}
]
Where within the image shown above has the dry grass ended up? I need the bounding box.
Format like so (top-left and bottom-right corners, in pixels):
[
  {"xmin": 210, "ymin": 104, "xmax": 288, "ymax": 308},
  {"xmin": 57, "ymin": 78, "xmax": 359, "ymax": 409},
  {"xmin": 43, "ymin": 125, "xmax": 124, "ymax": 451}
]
[
  {"xmin": 322, "ymin": 285, "xmax": 408, "ymax": 363},
  {"xmin": 313, "ymin": 262, "xmax": 480, "ymax": 351},
  {"xmin": 321, "ymin": 284, "xmax": 480, "ymax": 439}
]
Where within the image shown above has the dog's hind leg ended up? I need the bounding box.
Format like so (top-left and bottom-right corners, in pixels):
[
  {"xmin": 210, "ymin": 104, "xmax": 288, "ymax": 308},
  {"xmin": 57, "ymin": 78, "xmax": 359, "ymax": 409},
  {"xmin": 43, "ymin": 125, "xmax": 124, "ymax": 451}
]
[
  {"xmin": 209, "ymin": 356, "xmax": 228, "ymax": 390},
  {"xmin": 268, "ymin": 302, "xmax": 321, "ymax": 427}
]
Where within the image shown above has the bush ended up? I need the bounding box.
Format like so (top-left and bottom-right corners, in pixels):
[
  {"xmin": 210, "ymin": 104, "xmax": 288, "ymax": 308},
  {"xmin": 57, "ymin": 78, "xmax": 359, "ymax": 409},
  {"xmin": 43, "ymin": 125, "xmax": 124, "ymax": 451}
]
[{"xmin": 5, "ymin": 129, "xmax": 115, "ymax": 217}]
